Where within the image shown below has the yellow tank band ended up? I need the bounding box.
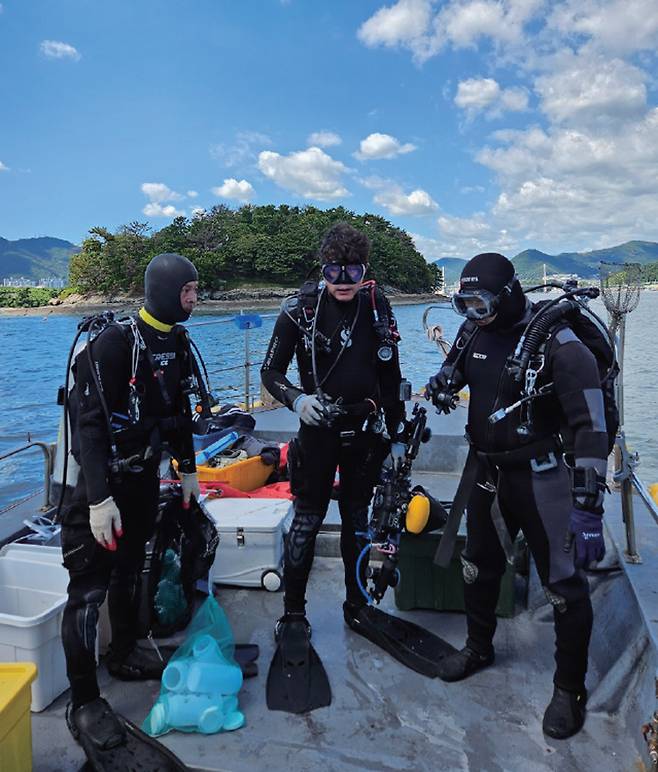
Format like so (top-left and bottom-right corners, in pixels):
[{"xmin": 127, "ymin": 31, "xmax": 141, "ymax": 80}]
[
  {"xmin": 405, "ymin": 494, "xmax": 431, "ymax": 534},
  {"xmin": 139, "ymin": 307, "xmax": 173, "ymax": 333}
]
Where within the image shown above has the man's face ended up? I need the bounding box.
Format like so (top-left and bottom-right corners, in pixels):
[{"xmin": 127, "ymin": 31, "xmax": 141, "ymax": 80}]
[
  {"xmin": 180, "ymin": 281, "xmax": 198, "ymax": 315},
  {"xmin": 326, "ymin": 279, "xmax": 363, "ymax": 302}
]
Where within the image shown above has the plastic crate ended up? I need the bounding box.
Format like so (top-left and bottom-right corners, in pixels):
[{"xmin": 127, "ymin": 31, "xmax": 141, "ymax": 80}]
[
  {"xmin": 0, "ymin": 545, "xmax": 71, "ymax": 711},
  {"xmin": 0, "ymin": 662, "xmax": 37, "ymax": 772},
  {"xmin": 394, "ymin": 531, "xmax": 526, "ymax": 618}
]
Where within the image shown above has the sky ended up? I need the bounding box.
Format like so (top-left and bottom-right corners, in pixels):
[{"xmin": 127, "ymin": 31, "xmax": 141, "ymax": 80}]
[{"xmin": 1, "ymin": 0, "xmax": 658, "ymax": 261}]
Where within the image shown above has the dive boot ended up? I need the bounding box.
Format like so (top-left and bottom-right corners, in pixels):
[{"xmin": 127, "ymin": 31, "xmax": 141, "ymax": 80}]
[
  {"xmin": 267, "ymin": 613, "xmax": 331, "ymax": 714},
  {"xmin": 106, "ymin": 645, "xmax": 166, "ymax": 681},
  {"xmin": 67, "ymin": 697, "xmax": 188, "ymax": 771},
  {"xmin": 436, "ymin": 645, "xmax": 494, "ymax": 682},
  {"xmin": 343, "ymin": 602, "xmax": 456, "ymax": 678},
  {"xmin": 542, "ymin": 685, "xmax": 587, "ymax": 739}
]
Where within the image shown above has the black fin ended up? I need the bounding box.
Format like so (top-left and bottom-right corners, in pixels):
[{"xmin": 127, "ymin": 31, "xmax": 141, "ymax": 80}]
[
  {"xmin": 69, "ymin": 699, "xmax": 189, "ymax": 771},
  {"xmin": 345, "ymin": 605, "xmax": 456, "ymax": 678},
  {"xmin": 266, "ymin": 620, "xmax": 331, "ymax": 714}
]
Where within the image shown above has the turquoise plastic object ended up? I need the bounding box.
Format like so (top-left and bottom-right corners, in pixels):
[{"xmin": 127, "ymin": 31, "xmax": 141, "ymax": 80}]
[
  {"xmin": 143, "ymin": 596, "xmax": 245, "ymax": 737},
  {"xmin": 154, "ymin": 549, "xmax": 187, "ymax": 627},
  {"xmin": 195, "ymin": 431, "xmax": 239, "ymax": 465}
]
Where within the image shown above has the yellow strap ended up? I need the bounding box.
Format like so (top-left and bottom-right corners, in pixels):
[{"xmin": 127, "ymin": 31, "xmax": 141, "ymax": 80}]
[{"xmin": 139, "ymin": 307, "xmax": 173, "ymax": 333}]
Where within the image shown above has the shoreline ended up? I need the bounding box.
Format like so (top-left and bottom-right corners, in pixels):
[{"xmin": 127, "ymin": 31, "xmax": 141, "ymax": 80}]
[{"xmin": 0, "ymin": 292, "xmax": 445, "ymax": 317}]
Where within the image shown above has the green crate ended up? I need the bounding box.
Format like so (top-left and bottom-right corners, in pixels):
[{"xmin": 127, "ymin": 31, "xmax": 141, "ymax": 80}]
[{"xmin": 394, "ymin": 531, "xmax": 526, "ymax": 618}]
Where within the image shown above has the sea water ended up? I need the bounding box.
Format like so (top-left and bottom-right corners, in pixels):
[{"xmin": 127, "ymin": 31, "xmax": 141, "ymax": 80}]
[{"xmin": 1, "ymin": 294, "xmax": 656, "ymax": 511}]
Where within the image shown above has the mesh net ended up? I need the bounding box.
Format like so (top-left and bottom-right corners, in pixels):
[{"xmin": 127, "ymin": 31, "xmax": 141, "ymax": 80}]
[{"xmin": 599, "ymin": 262, "xmax": 642, "ymax": 334}]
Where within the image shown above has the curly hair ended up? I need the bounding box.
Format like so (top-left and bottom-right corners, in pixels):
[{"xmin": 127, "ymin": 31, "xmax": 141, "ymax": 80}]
[{"xmin": 318, "ymin": 222, "xmax": 370, "ymax": 265}]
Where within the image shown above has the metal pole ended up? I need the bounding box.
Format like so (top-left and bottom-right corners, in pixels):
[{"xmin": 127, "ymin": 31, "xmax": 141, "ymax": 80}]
[
  {"xmin": 244, "ymin": 325, "xmax": 251, "ymax": 413},
  {"xmin": 0, "ymin": 441, "xmax": 53, "ymax": 511},
  {"xmin": 613, "ymin": 315, "xmax": 641, "ymax": 562}
]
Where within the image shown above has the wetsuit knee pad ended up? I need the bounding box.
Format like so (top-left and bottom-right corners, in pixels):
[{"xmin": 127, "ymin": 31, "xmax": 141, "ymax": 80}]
[
  {"xmin": 285, "ymin": 511, "xmax": 323, "ymax": 568},
  {"xmin": 460, "ymin": 552, "xmax": 506, "ymax": 585},
  {"xmin": 545, "ymin": 573, "xmax": 590, "ymax": 613},
  {"xmin": 66, "ymin": 588, "xmax": 105, "ymax": 653}
]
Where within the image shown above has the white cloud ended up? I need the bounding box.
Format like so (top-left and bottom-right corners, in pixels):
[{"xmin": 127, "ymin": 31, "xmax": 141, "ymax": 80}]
[
  {"xmin": 473, "ymin": 106, "xmax": 658, "ymax": 248},
  {"xmin": 140, "ymin": 182, "xmax": 183, "ymax": 203},
  {"xmin": 40, "ymin": 40, "xmax": 81, "ymax": 61},
  {"xmin": 210, "ymin": 131, "xmax": 272, "ymax": 169},
  {"xmin": 141, "ymin": 182, "xmax": 185, "ymax": 218},
  {"xmin": 358, "ymin": 0, "xmax": 543, "ymax": 61},
  {"xmin": 355, "ymin": 132, "xmax": 416, "ymax": 160},
  {"xmin": 374, "ymin": 185, "xmax": 438, "ymax": 215},
  {"xmin": 211, "ymin": 178, "xmax": 255, "ymax": 202},
  {"xmin": 0, "ymin": 161, "xmax": 8, "ymax": 172},
  {"xmin": 547, "ymin": 0, "xmax": 658, "ymax": 55},
  {"xmin": 307, "ymin": 131, "xmax": 342, "ymax": 148},
  {"xmin": 186, "ymin": 190, "xmax": 198, "ymax": 198},
  {"xmin": 535, "ymin": 52, "xmax": 647, "ymax": 127},
  {"xmin": 143, "ymin": 203, "xmax": 185, "ymax": 218},
  {"xmin": 191, "ymin": 207, "xmax": 206, "ymax": 218},
  {"xmin": 258, "ymin": 147, "xmax": 349, "ymax": 200},
  {"xmin": 358, "ymin": 0, "xmax": 435, "ymax": 62},
  {"xmin": 455, "ymin": 77, "xmax": 528, "ymax": 118}
]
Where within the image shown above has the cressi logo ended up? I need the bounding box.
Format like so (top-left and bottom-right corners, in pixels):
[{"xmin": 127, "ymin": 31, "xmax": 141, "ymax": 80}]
[{"xmin": 473, "ymin": 352, "xmax": 487, "ymax": 360}]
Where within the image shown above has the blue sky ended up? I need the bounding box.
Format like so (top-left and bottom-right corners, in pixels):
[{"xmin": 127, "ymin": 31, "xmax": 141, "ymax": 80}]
[{"xmin": 1, "ymin": 0, "xmax": 657, "ymax": 260}]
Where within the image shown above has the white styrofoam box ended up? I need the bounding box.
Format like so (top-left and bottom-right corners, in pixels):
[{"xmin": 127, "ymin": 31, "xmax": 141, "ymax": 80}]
[
  {"xmin": 0, "ymin": 543, "xmax": 71, "ymax": 711},
  {"xmin": 204, "ymin": 498, "xmax": 293, "ymax": 590}
]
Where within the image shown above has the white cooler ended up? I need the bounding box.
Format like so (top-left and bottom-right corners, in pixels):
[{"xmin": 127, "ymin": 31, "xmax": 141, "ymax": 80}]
[
  {"xmin": 204, "ymin": 498, "xmax": 293, "ymax": 591},
  {"xmin": 0, "ymin": 544, "xmax": 70, "ymax": 711}
]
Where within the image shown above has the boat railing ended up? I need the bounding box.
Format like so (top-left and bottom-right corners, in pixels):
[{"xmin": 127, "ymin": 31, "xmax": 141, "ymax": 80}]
[{"xmin": 0, "ymin": 441, "xmax": 54, "ymax": 512}]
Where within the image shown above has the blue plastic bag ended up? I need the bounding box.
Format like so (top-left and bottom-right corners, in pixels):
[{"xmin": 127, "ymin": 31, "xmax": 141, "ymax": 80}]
[{"xmin": 143, "ymin": 596, "xmax": 245, "ymax": 736}]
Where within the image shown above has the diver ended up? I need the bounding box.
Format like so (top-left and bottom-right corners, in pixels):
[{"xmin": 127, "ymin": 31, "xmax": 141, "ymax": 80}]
[
  {"xmin": 426, "ymin": 252, "xmax": 609, "ymax": 740},
  {"xmin": 61, "ymin": 252, "xmax": 200, "ymax": 770},
  {"xmin": 261, "ymin": 222, "xmax": 414, "ymax": 712}
]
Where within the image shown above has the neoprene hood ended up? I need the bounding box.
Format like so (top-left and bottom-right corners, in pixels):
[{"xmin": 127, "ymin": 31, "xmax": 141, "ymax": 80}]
[
  {"xmin": 144, "ymin": 253, "xmax": 198, "ymax": 324},
  {"xmin": 458, "ymin": 252, "xmax": 526, "ymax": 330}
]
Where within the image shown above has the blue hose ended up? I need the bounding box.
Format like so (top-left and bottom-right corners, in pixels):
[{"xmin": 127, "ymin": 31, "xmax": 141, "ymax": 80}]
[{"xmin": 356, "ymin": 543, "xmax": 373, "ymax": 604}]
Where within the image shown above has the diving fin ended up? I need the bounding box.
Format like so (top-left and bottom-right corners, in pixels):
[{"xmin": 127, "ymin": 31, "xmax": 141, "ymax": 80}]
[
  {"xmin": 344, "ymin": 604, "xmax": 456, "ymax": 678},
  {"xmin": 68, "ymin": 697, "xmax": 189, "ymax": 771},
  {"xmin": 266, "ymin": 616, "xmax": 331, "ymax": 714}
]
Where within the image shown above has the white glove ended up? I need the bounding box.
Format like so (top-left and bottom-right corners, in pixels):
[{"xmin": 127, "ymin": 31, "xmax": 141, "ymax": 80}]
[
  {"xmin": 389, "ymin": 442, "xmax": 406, "ymax": 471},
  {"xmin": 181, "ymin": 472, "xmax": 201, "ymax": 509},
  {"xmin": 293, "ymin": 394, "xmax": 324, "ymax": 426},
  {"xmin": 89, "ymin": 496, "xmax": 123, "ymax": 551}
]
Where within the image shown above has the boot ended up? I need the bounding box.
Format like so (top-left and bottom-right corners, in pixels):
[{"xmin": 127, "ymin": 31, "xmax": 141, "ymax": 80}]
[
  {"xmin": 66, "ymin": 697, "xmax": 125, "ymax": 749},
  {"xmin": 436, "ymin": 645, "xmax": 494, "ymax": 682},
  {"xmin": 106, "ymin": 644, "xmax": 166, "ymax": 681},
  {"xmin": 542, "ymin": 685, "xmax": 587, "ymax": 739},
  {"xmin": 274, "ymin": 612, "xmax": 312, "ymax": 642}
]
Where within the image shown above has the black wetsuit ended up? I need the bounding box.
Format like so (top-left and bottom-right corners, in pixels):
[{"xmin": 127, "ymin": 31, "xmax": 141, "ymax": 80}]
[
  {"xmin": 261, "ymin": 287, "xmax": 404, "ymax": 612},
  {"xmin": 61, "ymin": 317, "xmax": 195, "ymax": 707},
  {"xmin": 443, "ymin": 305, "xmax": 608, "ymax": 693}
]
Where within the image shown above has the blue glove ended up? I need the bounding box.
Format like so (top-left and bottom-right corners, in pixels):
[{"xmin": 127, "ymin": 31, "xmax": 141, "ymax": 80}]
[{"xmin": 569, "ymin": 509, "xmax": 605, "ymax": 568}]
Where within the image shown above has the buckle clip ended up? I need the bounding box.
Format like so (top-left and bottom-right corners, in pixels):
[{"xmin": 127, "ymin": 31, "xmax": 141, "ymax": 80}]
[{"xmin": 530, "ymin": 452, "xmax": 557, "ymax": 473}]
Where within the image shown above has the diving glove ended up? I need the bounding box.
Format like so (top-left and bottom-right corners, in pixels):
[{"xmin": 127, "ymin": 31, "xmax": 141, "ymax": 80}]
[
  {"xmin": 89, "ymin": 497, "xmax": 123, "ymax": 551},
  {"xmin": 180, "ymin": 472, "xmax": 200, "ymax": 509},
  {"xmin": 388, "ymin": 441, "xmax": 406, "ymax": 471},
  {"xmin": 293, "ymin": 394, "xmax": 324, "ymax": 426},
  {"xmin": 425, "ymin": 368, "xmax": 459, "ymax": 415},
  {"xmin": 568, "ymin": 509, "xmax": 605, "ymax": 568}
]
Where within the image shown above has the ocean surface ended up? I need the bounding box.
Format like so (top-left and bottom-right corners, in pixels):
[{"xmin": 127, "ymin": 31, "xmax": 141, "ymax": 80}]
[{"xmin": 1, "ymin": 294, "xmax": 657, "ymax": 511}]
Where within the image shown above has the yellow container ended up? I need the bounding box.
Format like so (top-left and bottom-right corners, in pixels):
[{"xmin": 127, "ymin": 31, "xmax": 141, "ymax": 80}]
[
  {"xmin": 0, "ymin": 663, "xmax": 37, "ymax": 772},
  {"xmin": 176, "ymin": 455, "xmax": 275, "ymax": 491}
]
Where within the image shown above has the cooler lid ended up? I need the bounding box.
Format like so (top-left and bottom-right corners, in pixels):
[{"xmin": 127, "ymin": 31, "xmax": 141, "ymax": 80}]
[{"xmin": 203, "ymin": 498, "xmax": 292, "ymax": 533}]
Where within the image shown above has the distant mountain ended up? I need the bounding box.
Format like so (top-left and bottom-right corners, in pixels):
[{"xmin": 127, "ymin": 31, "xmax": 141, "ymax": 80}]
[
  {"xmin": 0, "ymin": 236, "xmax": 78, "ymax": 283},
  {"xmin": 511, "ymin": 241, "xmax": 658, "ymax": 281},
  {"xmin": 433, "ymin": 256, "xmax": 467, "ymax": 286}
]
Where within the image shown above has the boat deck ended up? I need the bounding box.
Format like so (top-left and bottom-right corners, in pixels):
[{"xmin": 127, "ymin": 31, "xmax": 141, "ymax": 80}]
[{"xmin": 4, "ymin": 403, "xmax": 658, "ymax": 770}]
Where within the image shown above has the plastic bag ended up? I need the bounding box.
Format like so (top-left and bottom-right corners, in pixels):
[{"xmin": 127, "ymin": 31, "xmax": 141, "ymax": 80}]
[{"xmin": 143, "ymin": 595, "xmax": 245, "ymax": 737}]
